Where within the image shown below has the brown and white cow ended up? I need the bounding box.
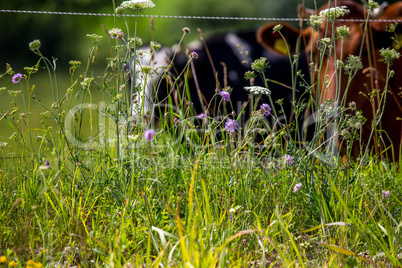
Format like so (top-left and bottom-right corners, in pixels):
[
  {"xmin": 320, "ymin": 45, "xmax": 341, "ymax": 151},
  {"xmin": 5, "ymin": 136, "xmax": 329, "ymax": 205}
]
[{"xmin": 257, "ymin": 0, "xmax": 402, "ymax": 162}]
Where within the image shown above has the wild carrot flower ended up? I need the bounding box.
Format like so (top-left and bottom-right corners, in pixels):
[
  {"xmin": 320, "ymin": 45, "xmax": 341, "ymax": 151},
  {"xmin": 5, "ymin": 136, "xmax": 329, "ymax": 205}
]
[
  {"xmin": 144, "ymin": 129, "xmax": 156, "ymax": 141},
  {"xmin": 109, "ymin": 28, "xmax": 123, "ymax": 39},
  {"xmin": 119, "ymin": 0, "xmax": 155, "ymax": 11},
  {"xmin": 382, "ymin": 190, "xmax": 390, "ymax": 199},
  {"xmin": 283, "ymin": 154, "xmax": 294, "ymax": 166},
  {"xmin": 319, "ymin": 6, "xmax": 350, "ymax": 22},
  {"xmin": 219, "ymin": 91, "xmax": 230, "ymax": 102},
  {"xmin": 29, "ymin": 39, "xmax": 41, "ymax": 51},
  {"xmin": 260, "ymin": 103, "xmax": 272, "ymax": 116},
  {"xmin": 225, "ymin": 119, "xmax": 238, "ymax": 133},
  {"xmin": 244, "ymin": 86, "xmax": 271, "ymax": 96},
  {"xmin": 12, "ymin": 73, "xmax": 23, "ymax": 84},
  {"xmin": 293, "ymin": 183, "xmax": 302, "ymax": 193}
]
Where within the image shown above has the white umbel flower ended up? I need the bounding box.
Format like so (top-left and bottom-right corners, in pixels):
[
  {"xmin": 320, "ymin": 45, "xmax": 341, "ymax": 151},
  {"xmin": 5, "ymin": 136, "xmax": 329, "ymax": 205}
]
[
  {"xmin": 319, "ymin": 6, "xmax": 350, "ymax": 21},
  {"xmin": 120, "ymin": 0, "xmax": 155, "ymax": 11},
  {"xmin": 244, "ymin": 86, "xmax": 271, "ymax": 96}
]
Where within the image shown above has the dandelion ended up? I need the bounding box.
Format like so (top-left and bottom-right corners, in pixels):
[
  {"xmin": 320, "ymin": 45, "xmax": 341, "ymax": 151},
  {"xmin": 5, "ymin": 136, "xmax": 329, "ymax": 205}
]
[
  {"xmin": 219, "ymin": 91, "xmax": 230, "ymax": 102},
  {"xmin": 225, "ymin": 119, "xmax": 238, "ymax": 133},
  {"xmin": 260, "ymin": 103, "xmax": 272, "ymax": 116},
  {"xmin": 283, "ymin": 154, "xmax": 294, "ymax": 166},
  {"xmin": 12, "ymin": 73, "xmax": 23, "ymax": 84},
  {"xmin": 9, "ymin": 260, "xmax": 17, "ymax": 267},
  {"xmin": 293, "ymin": 183, "xmax": 302, "ymax": 193},
  {"xmin": 119, "ymin": 0, "xmax": 155, "ymax": 11},
  {"xmin": 382, "ymin": 190, "xmax": 390, "ymax": 199},
  {"xmin": 191, "ymin": 51, "xmax": 199, "ymax": 59},
  {"xmin": 144, "ymin": 129, "xmax": 156, "ymax": 141}
]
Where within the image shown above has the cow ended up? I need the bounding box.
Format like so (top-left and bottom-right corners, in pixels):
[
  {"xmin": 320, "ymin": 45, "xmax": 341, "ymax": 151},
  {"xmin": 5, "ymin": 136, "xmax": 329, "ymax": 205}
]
[
  {"xmin": 257, "ymin": 0, "xmax": 402, "ymax": 162},
  {"xmin": 132, "ymin": 28, "xmax": 311, "ymax": 143}
]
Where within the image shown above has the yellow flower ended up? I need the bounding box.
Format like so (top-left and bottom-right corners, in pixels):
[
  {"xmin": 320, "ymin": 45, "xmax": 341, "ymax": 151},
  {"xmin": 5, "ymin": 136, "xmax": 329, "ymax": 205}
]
[
  {"xmin": 8, "ymin": 260, "xmax": 16, "ymax": 267},
  {"xmin": 0, "ymin": 256, "xmax": 6, "ymax": 263}
]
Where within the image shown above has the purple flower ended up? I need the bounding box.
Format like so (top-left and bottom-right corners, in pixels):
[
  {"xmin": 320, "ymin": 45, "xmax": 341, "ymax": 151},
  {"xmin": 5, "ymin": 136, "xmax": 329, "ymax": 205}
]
[
  {"xmin": 293, "ymin": 183, "xmax": 302, "ymax": 193},
  {"xmin": 115, "ymin": 30, "xmax": 124, "ymax": 39},
  {"xmin": 191, "ymin": 51, "xmax": 198, "ymax": 59},
  {"xmin": 174, "ymin": 117, "xmax": 179, "ymax": 126},
  {"xmin": 382, "ymin": 190, "xmax": 390, "ymax": 199},
  {"xmin": 283, "ymin": 154, "xmax": 294, "ymax": 166},
  {"xmin": 12, "ymin": 73, "xmax": 23, "ymax": 84},
  {"xmin": 144, "ymin": 129, "xmax": 155, "ymax": 141},
  {"xmin": 198, "ymin": 113, "xmax": 207, "ymax": 119},
  {"xmin": 46, "ymin": 160, "xmax": 50, "ymax": 167},
  {"xmin": 219, "ymin": 91, "xmax": 230, "ymax": 102},
  {"xmin": 225, "ymin": 119, "xmax": 238, "ymax": 133},
  {"xmin": 260, "ymin": 103, "xmax": 272, "ymax": 116}
]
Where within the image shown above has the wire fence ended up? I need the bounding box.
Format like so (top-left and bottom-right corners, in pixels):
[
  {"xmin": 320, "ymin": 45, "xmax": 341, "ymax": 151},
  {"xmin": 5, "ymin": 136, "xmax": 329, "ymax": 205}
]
[{"xmin": 2, "ymin": 9, "xmax": 402, "ymax": 23}]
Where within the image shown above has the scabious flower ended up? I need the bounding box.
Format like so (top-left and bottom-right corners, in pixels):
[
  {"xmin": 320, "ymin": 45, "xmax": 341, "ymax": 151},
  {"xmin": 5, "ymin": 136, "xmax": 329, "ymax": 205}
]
[
  {"xmin": 382, "ymin": 190, "xmax": 390, "ymax": 199},
  {"xmin": 198, "ymin": 113, "xmax": 207, "ymax": 119},
  {"xmin": 191, "ymin": 51, "xmax": 199, "ymax": 59},
  {"xmin": 244, "ymin": 86, "xmax": 271, "ymax": 96},
  {"xmin": 225, "ymin": 119, "xmax": 238, "ymax": 133},
  {"xmin": 12, "ymin": 73, "xmax": 23, "ymax": 84},
  {"xmin": 219, "ymin": 91, "xmax": 230, "ymax": 102},
  {"xmin": 119, "ymin": 0, "xmax": 155, "ymax": 11},
  {"xmin": 144, "ymin": 129, "xmax": 156, "ymax": 141},
  {"xmin": 260, "ymin": 103, "xmax": 272, "ymax": 116},
  {"xmin": 293, "ymin": 183, "xmax": 302, "ymax": 193},
  {"xmin": 283, "ymin": 154, "xmax": 294, "ymax": 166}
]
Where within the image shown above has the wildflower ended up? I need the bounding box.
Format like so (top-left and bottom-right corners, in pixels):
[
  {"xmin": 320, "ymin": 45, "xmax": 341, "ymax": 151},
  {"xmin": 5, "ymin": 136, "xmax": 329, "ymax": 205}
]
[
  {"xmin": 198, "ymin": 113, "xmax": 207, "ymax": 119},
  {"xmin": 367, "ymin": 0, "xmax": 380, "ymax": 11},
  {"xmin": 174, "ymin": 117, "xmax": 179, "ymax": 126},
  {"xmin": 191, "ymin": 51, "xmax": 199, "ymax": 59},
  {"xmin": 336, "ymin": 25, "xmax": 350, "ymax": 39},
  {"xmin": 348, "ymin": 101, "xmax": 356, "ymax": 110},
  {"xmin": 309, "ymin": 15, "xmax": 324, "ymax": 30},
  {"xmin": 150, "ymin": 41, "xmax": 161, "ymax": 50},
  {"xmin": 109, "ymin": 28, "xmax": 124, "ymax": 39},
  {"xmin": 128, "ymin": 134, "xmax": 140, "ymax": 142},
  {"xmin": 319, "ymin": 6, "xmax": 350, "ymax": 22},
  {"xmin": 24, "ymin": 67, "xmax": 38, "ymax": 75},
  {"xmin": 225, "ymin": 119, "xmax": 238, "ymax": 133},
  {"xmin": 251, "ymin": 57, "xmax": 269, "ymax": 73},
  {"xmin": 379, "ymin": 48, "xmax": 400, "ymax": 65},
  {"xmin": 244, "ymin": 86, "xmax": 271, "ymax": 96},
  {"xmin": 260, "ymin": 103, "xmax": 272, "ymax": 116},
  {"xmin": 29, "ymin": 39, "xmax": 41, "ymax": 51},
  {"xmin": 39, "ymin": 160, "xmax": 51, "ymax": 172},
  {"xmin": 7, "ymin": 90, "xmax": 21, "ymax": 97},
  {"xmin": 273, "ymin": 24, "xmax": 283, "ymax": 33},
  {"xmin": 0, "ymin": 256, "xmax": 6, "ymax": 263},
  {"xmin": 219, "ymin": 91, "xmax": 230, "ymax": 102},
  {"xmin": 119, "ymin": 0, "xmax": 155, "ymax": 12},
  {"xmin": 244, "ymin": 70, "xmax": 256, "ymax": 81},
  {"xmin": 12, "ymin": 73, "xmax": 23, "ymax": 84},
  {"xmin": 144, "ymin": 129, "xmax": 156, "ymax": 141},
  {"xmin": 293, "ymin": 183, "xmax": 302, "ymax": 193},
  {"xmin": 129, "ymin": 37, "xmax": 143, "ymax": 47},
  {"xmin": 9, "ymin": 260, "xmax": 17, "ymax": 267},
  {"xmin": 229, "ymin": 208, "xmax": 235, "ymax": 221},
  {"xmin": 283, "ymin": 154, "xmax": 294, "ymax": 166},
  {"xmin": 321, "ymin": 38, "xmax": 331, "ymax": 46},
  {"xmin": 382, "ymin": 190, "xmax": 390, "ymax": 199},
  {"xmin": 345, "ymin": 55, "xmax": 363, "ymax": 74},
  {"xmin": 69, "ymin": 60, "xmax": 81, "ymax": 70},
  {"xmin": 86, "ymin": 34, "xmax": 103, "ymax": 45},
  {"xmin": 182, "ymin": 27, "xmax": 190, "ymax": 34}
]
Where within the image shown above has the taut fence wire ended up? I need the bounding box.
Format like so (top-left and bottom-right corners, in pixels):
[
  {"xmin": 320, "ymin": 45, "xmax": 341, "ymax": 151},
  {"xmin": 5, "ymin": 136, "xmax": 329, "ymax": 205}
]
[{"xmin": 2, "ymin": 9, "xmax": 402, "ymax": 23}]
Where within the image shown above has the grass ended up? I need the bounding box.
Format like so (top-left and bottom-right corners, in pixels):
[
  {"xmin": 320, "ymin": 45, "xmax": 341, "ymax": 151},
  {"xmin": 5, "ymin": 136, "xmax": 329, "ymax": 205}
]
[{"xmin": 0, "ymin": 0, "xmax": 401, "ymax": 267}]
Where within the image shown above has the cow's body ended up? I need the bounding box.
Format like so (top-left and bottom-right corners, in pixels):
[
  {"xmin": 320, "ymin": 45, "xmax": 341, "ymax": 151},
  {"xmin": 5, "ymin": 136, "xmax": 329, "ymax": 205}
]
[{"xmin": 257, "ymin": 0, "xmax": 402, "ymax": 161}]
